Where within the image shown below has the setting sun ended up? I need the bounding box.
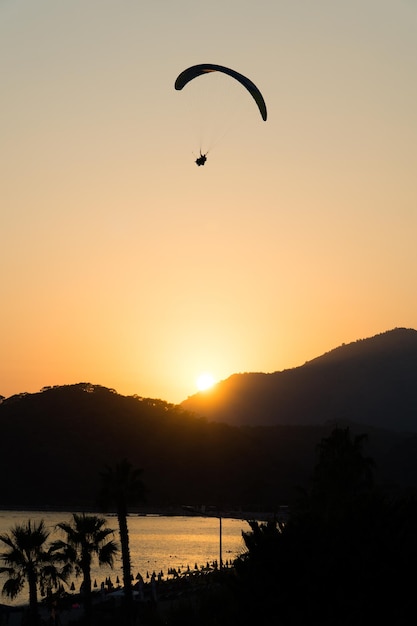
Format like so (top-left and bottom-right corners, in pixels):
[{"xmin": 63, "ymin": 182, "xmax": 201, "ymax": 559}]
[{"xmin": 196, "ymin": 372, "xmax": 216, "ymax": 392}]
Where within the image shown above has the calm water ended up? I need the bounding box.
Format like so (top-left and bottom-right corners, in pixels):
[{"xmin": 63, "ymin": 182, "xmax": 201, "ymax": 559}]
[{"xmin": 0, "ymin": 511, "xmax": 250, "ymax": 607}]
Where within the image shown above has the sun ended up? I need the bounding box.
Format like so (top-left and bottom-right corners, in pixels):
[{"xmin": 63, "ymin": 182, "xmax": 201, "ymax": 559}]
[{"xmin": 196, "ymin": 372, "xmax": 216, "ymax": 392}]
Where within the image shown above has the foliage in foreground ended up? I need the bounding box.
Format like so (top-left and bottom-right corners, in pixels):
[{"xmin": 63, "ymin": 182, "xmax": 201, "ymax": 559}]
[
  {"xmin": 162, "ymin": 427, "xmax": 417, "ymax": 626},
  {"xmin": 0, "ymin": 520, "xmax": 66, "ymax": 626},
  {"xmin": 50, "ymin": 513, "xmax": 118, "ymax": 625}
]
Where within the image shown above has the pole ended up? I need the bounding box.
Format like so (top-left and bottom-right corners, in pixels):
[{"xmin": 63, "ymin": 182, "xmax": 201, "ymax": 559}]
[{"xmin": 219, "ymin": 514, "xmax": 222, "ymax": 570}]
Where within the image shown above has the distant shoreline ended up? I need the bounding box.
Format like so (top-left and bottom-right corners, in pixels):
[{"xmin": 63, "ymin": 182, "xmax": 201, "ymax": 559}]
[{"xmin": 0, "ymin": 504, "xmax": 280, "ymax": 522}]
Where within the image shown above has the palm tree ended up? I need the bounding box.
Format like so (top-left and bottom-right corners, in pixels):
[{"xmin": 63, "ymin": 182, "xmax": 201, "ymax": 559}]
[
  {"xmin": 311, "ymin": 426, "xmax": 375, "ymax": 514},
  {"xmin": 0, "ymin": 519, "xmax": 65, "ymax": 626},
  {"xmin": 50, "ymin": 513, "xmax": 118, "ymax": 624},
  {"xmin": 98, "ymin": 459, "xmax": 146, "ymax": 623}
]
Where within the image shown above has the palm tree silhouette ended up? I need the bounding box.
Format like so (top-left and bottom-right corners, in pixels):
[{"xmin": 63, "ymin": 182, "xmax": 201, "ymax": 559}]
[
  {"xmin": 0, "ymin": 519, "xmax": 65, "ymax": 626},
  {"xmin": 98, "ymin": 459, "xmax": 146, "ymax": 624},
  {"xmin": 50, "ymin": 513, "xmax": 118, "ymax": 625},
  {"xmin": 311, "ymin": 426, "xmax": 375, "ymax": 515}
]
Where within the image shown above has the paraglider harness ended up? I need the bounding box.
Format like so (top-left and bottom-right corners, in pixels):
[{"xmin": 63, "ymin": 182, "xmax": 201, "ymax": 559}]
[{"xmin": 195, "ymin": 152, "xmax": 207, "ymax": 166}]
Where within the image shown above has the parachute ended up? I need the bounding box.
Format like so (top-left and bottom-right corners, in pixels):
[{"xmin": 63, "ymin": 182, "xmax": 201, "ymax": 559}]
[{"xmin": 175, "ymin": 64, "xmax": 267, "ymax": 122}]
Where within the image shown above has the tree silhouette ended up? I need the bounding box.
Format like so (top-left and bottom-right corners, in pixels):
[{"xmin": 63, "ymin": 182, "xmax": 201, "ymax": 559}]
[
  {"xmin": 98, "ymin": 459, "xmax": 146, "ymax": 624},
  {"xmin": 50, "ymin": 513, "xmax": 118, "ymax": 625},
  {"xmin": 229, "ymin": 427, "xmax": 417, "ymax": 625},
  {"xmin": 0, "ymin": 519, "xmax": 65, "ymax": 626},
  {"xmin": 310, "ymin": 426, "xmax": 375, "ymax": 517}
]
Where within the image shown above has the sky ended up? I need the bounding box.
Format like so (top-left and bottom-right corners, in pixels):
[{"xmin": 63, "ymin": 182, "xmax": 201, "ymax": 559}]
[{"xmin": 1, "ymin": 0, "xmax": 417, "ymax": 404}]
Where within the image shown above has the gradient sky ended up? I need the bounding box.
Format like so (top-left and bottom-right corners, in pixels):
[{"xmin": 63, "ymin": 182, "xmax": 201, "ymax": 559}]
[{"xmin": 1, "ymin": 0, "xmax": 417, "ymax": 404}]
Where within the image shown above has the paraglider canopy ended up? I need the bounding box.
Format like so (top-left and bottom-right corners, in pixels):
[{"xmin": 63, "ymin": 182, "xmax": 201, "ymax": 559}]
[{"xmin": 175, "ymin": 63, "xmax": 267, "ymax": 122}]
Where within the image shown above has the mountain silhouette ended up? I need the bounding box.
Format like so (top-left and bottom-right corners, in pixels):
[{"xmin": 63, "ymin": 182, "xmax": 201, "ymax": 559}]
[
  {"xmin": 181, "ymin": 328, "xmax": 417, "ymax": 432},
  {"xmin": 1, "ymin": 328, "xmax": 417, "ymax": 510}
]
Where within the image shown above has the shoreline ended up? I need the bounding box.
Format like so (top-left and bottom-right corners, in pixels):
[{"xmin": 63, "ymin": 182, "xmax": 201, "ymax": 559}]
[
  {"xmin": 0, "ymin": 504, "xmax": 282, "ymax": 521},
  {"xmin": 0, "ymin": 564, "xmax": 235, "ymax": 625}
]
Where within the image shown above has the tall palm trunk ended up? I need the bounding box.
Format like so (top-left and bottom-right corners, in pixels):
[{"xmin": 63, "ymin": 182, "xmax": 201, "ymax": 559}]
[
  {"xmin": 98, "ymin": 460, "xmax": 145, "ymax": 625},
  {"xmin": 81, "ymin": 554, "xmax": 93, "ymax": 625},
  {"xmin": 118, "ymin": 503, "xmax": 134, "ymax": 623},
  {"xmin": 28, "ymin": 569, "xmax": 40, "ymax": 626}
]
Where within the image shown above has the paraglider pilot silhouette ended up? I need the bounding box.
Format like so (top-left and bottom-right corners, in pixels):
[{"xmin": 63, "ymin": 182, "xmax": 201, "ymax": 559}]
[
  {"xmin": 195, "ymin": 152, "xmax": 207, "ymax": 166},
  {"xmin": 175, "ymin": 63, "xmax": 267, "ymax": 166}
]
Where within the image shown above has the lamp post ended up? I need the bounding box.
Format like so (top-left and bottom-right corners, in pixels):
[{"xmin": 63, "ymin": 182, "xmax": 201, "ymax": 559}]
[{"xmin": 219, "ymin": 513, "xmax": 222, "ymax": 570}]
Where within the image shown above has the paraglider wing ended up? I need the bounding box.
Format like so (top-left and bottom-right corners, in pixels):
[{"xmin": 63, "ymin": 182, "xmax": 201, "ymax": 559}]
[{"xmin": 174, "ymin": 64, "xmax": 267, "ymax": 122}]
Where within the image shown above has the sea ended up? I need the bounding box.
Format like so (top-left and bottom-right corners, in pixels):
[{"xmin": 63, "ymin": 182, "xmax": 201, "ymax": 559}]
[{"xmin": 0, "ymin": 511, "xmax": 251, "ymax": 607}]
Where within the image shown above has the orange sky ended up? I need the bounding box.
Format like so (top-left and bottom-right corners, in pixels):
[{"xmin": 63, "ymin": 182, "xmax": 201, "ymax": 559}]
[{"xmin": 1, "ymin": 0, "xmax": 417, "ymax": 404}]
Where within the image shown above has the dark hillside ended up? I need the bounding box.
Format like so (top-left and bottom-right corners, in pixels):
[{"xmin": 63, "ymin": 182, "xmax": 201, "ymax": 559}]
[
  {"xmin": 0, "ymin": 384, "xmax": 236, "ymax": 508},
  {"xmin": 2, "ymin": 382, "xmax": 417, "ymax": 510},
  {"xmin": 0, "ymin": 383, "xmax": 301, "ymax": 509},
  {"xmin": 181, "ymin": 328, "xmax": 417, "ymax": 431}
]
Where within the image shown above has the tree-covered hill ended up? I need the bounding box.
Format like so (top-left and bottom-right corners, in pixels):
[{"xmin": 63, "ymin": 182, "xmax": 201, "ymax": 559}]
[
  {"xmin": 1, "ymin": 382, "xmax": 417, "ymax": 510},
  {"xmin": 181, "ymin": 328, "xmax": 417, "ymax": 431}
]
